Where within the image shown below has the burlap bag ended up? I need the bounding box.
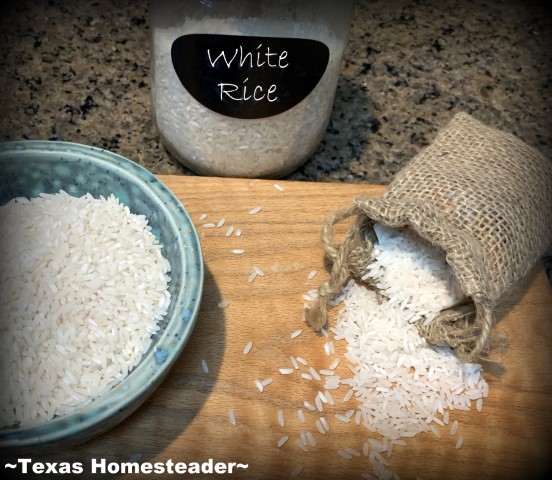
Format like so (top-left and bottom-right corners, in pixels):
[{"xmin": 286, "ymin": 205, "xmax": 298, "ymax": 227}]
[{"xmin": 305, "ymin": 112, "xmax": 552, "ymax": 362}]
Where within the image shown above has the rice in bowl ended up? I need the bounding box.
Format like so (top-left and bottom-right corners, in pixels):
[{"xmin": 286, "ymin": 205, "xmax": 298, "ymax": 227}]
[
  {"xmin": 0, "ymin": 141, "xmax": 203, "ymax": 453},
  {"xmin": 0, "ymin": 191, "xmax": 172, "ymax": 427}
]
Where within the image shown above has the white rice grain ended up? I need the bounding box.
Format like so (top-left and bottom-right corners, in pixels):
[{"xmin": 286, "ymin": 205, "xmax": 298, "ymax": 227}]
[
  {"xmin": 476, "ymin": 398, "xmax": 483, "ymax": 412},
  {"xmin": 253, "ymin": 266, "xmax": 265, "ymax": 276},
  {"xmin": 315, "ymin": 395, "xmax": 323, "ymax": 412},
  {"xmin": 291, "ymin": 329, "xmax": 303, "ymax": 339},
  {"xmin": 315, "ymin": 419, "xmax": 325, "ymax": 434},
  {"xmin": 290, "ymin": 465, "xmax": 304, "ymax": 477},
  {"xmin": 309, "ymin": 367, "xmax": 321, "ymax": 381},
  {"xmin": 243, "ymin": 341, "xmax": 253, "ymax": 355},
  {"xmin": 335, "ymin": 413, "xmax": 350, "ymax": 423},
  {"xmin": 307, "ymin": 270, "xmax": 318, "ymax": 280},
  {"xmin": 277, "ymin": 409, "xmax": 285, "ymax": 427},
  {"xmin": 355, "ymin": 410, "xmax": 362, "ymax": 426},
  {"xmin": 306, "ymin": 431, "xmax": 317, "ymax": 447},
  {"xmin": 337, "ymin": 450, "xmax": 353, "ymax": 459},
  {"xmin": 450, "ymin": 420, "xmax": 459, "ymax": 436},
  {"xmin": 324, "ymin": 391, "xmax": 335, "ymax": 406},
  {"xmin": 343, "ymin": 389, "xmax": 354, "ymax": 402},
  {"xmin": 317, "ymin": 391, "xmax": 328, "ymax": 405},
  {"xmin": 344, "ymin": 447, "xmax": 361, "ymax": 457},
  {"xmin": 277, "ymin": 435, "xmax": 289, "ymax": 447},
  {"xmin": 296, "ymin": 439, "xmax": 308, "ymax": 452}
]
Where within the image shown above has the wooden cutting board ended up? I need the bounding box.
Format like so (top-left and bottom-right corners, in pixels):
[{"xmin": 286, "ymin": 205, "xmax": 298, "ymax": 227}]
[{"xmin": 19, "ymin": 176, "xmax": 552, "ymax": 479}]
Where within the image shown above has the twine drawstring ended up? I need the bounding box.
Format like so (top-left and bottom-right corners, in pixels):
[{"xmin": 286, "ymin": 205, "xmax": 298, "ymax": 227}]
[{"xmin": 304, "ymin": 203, "xmax": 366, "ymax": 331}]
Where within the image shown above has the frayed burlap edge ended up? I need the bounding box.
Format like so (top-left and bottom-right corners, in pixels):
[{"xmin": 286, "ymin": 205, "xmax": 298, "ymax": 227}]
[{"xmin": 304, "ymin": 196, "xmax": 500, "ymax": 363}]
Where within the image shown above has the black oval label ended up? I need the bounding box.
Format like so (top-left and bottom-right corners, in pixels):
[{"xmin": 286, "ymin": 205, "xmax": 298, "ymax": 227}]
[{"xmin": 171, "ymin": 34, "xmax": 329, "ymax": 119}]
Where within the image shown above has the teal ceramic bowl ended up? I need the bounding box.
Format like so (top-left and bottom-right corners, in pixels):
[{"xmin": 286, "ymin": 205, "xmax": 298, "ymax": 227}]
[{"xmin": 0, "ymin": 141, "xmax": 203, "ymax": 454}]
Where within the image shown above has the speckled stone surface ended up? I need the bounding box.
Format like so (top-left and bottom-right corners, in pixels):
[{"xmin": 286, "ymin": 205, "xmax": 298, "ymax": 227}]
[{"xmin": 1, "ymin": 0, "xmax": 551, "ymax": 272}]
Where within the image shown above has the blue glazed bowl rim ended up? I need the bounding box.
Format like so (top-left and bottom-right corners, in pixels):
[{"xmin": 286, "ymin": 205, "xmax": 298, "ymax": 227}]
[{"xmin": 0, "ymin": 140, "xmax": 204, "ymax": 452}]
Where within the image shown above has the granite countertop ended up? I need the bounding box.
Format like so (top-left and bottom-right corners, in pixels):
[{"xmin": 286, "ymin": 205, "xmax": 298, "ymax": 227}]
[{"xmin": 1, "ymin": 0, "xmax": 551, "ymax": 272}]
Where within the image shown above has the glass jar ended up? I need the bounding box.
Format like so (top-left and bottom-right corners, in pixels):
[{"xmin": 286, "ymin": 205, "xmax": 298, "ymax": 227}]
[{"xmin": 150, "ymin": 0, "xmax": 355, "ymax": 178}]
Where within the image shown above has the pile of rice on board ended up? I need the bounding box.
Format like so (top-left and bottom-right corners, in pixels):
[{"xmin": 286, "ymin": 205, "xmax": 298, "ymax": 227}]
[
  {"xmin": 271, "ymin": 223, "xmax": 484, "ymax": 479},
  {"xmin": 0, "ymin": 190, "xmax": 171, "ymax": 427}
]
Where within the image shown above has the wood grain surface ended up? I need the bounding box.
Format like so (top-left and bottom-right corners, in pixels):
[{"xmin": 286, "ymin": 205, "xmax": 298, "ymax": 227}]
[{"xmin": 12, "ymin": 176, "xmax": 552, "ymax": 479}]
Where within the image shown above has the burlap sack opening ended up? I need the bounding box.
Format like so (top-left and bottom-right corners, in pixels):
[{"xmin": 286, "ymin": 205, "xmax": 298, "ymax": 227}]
[{"xmin": 305, "ymin": 112, "xmax": 552, "ymax": 363}]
